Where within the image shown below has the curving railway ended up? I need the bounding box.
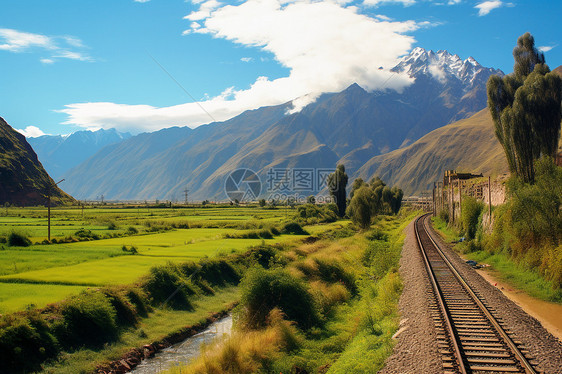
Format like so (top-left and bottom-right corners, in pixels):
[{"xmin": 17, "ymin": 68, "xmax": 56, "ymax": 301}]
[{"xmin": 414, "ymin": 214, "xmax": 540, "ymax": 374}]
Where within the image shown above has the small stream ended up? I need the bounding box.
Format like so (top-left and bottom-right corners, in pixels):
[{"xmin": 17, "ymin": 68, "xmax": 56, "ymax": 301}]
[{"xmin": 129, "ymin": 315, "xmax": 233, "ymax": 373}]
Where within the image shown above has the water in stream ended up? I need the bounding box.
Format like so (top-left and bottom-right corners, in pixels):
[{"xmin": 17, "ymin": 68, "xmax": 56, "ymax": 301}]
[{"xmin": 130, "ymin": 315, "xmax": 233, "ymax": 373}]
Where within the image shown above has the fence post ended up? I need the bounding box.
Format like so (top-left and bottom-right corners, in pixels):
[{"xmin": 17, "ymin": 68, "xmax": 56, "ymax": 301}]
[
  {"xmin": 488, "ymin": 176, "xmax": 492, "ymax": 219},
  {"xmin": 459, "ymin": 179, "xmax": 462, "ymax": 221}
]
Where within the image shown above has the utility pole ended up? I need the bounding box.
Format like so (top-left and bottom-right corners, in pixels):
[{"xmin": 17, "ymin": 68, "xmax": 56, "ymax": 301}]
[
  {"xmin": 184, "ymin": 188, "xmax": 189, "ymax": 206},
  {"xmin": 47, "ymin": 179, "xmax": 65, "ymax": 242}
]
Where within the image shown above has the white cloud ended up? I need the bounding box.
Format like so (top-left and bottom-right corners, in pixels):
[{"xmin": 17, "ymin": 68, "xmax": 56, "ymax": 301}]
[
  {"xmin": 240, "ymin": 57, "xmax": 253, "ymax": 62},
  {"xmin": 475, "ymin": 1, "xmax": 510, "ymax": 16},
  {"xmin": 363, "ymin": 0, "xmax": 416, "ymax": 6},
  {"xmin": 59, "ymin": 0, "xmax": 423, "ymax": 133},
  {"xmin": 53, "ymin": 50, "xmax": 93, "ymax": 62},
  {"xmin": 184, "ymin": 0, "xmax": 222, "ymax": 21},
  {"xmin": 16, "ymin": 126, "xmax": 48, "ymax": 138},
  {"xmin": 0, "ymin": 28, "xmax": 55, "ymax": 52},
  {"xmin": 0, "ymin": 28, "xmax": 92, "ymax": 63},
  {"xmin": 134, "ymin": 0, "xmax": 151, "ymax": 2},
  {"xmin": 538, "ymin": 45, "xmax": 555, "ymax": 53},
  {"xmin": 428, "ymin": 63, "xmax": 446, "ymax": 83}
]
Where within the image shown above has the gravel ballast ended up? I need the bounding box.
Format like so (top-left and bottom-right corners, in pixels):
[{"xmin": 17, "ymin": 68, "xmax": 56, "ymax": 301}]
[
  {"xmin": 425, "ymin": 217, "xmax": 562, "ymax": 374},
  {"xmin": 379, "ymin": 219, "xmax": 442, "ymax": 374},
  {"xmin": 380, "ymin": 215, "xmax": 562, "ymax": 374}
]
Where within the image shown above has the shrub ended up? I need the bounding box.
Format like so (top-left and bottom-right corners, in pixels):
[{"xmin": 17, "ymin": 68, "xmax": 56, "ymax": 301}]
[
  {"xmin": 239, "ymin": 267, "xmax": 320, "ymax": 330},
  {"xmin": 101, "ymin": 287, "xmax": 139, "ymax": 327},
  {"xmin": 314, "ymin": 258, "xmax": 356, "ymax": 294},
  {"xmin": 7, "ymin": 232, "xmax": 31, "ymax": 247},
  {"xmin": 143, "ymin": 264, "xmax": 195, "ymax": 310},
  {"xmin": 74, "ymin": 228, "xmax": 100, "ymax": 240},
  {"xmin": 249, "ymin": 245, "xmax": 279, "ymax": 269},
  {"xmin": 127, "ymin": 226, "xmax": 138, "ymax": 234},
  {"xmin": 57, "ymin": 291, "xmax": 118, "ymax": 347},
  {"xmin": 126, "ymin": 288, "xmax": 150, "ymax": 318},
  {"xmin": 107, "ymin": 221, "xmax": 118, "ymax": 230},
  {"xmin": 461, "ymin": 196, "xmax": 484, "ymax": 240},
  {"xmin": 366, "ymin": 228, "xmax": 389, "ymax": 242},
  {"xmin": 0, "ymin": 313, "xmax": 58, "ymax": 373},
  {"xmin": 282, "ymin": 222, "xmax": 309, "ymax": 235}
]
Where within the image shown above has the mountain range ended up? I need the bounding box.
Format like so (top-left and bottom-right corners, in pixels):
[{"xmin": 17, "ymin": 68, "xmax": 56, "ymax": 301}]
[
  {"xmin": 28, "ymin": 128, "xmax": 131, "ymax": 180},
  {"xmin": 0, "ymin": 117, "xmax": 74, "ymax": 206},
  {"xmin": 57, "ymin": 47, "xmax": 505, "ymax": 201}
]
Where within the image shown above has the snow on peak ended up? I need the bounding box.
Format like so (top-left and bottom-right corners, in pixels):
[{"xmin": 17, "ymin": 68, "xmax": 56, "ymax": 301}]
[{"xmin": 393, "ymin": 47, "xmax": 502, "ymax": 86}]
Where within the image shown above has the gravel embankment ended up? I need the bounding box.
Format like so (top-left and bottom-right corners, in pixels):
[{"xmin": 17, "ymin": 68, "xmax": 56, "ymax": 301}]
[
  {"xmin": 426, "ymin": 218, "xmax": 562, "ymax": 374},
  {"xmin": 379, "ymin": 219, "xmax": 442, "ymax": 374}
]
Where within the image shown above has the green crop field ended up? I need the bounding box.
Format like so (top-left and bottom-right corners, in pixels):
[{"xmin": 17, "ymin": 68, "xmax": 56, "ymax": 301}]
[{"xmin": 0, "ymin": 205, "xmax": 327, "ymax": 313}]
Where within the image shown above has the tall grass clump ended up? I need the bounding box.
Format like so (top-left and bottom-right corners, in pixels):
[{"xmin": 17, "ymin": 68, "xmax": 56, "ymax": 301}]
[
  {"xmin": 171, "ymin": 309, "xmax": 302, "ymax": 374},
  {"xmin": 143, "ymin": 264, "xmax": 197, "ymax": 310},
  {"xmin": 55, "ymin": 291, "xmax": 118, "ymax": 348},
  {"xmin": 238, "ymin": 267, "xmax": 319, "ymax": 330}
]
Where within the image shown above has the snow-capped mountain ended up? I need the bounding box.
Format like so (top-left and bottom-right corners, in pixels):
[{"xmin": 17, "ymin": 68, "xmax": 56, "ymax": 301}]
[
  {"xmin": 28, "ymin": 128, "xmax": 132, "ymax": 180},
  {"xmin": 393, "ymin": 47, "xmax": 504, "ymax": 88}
]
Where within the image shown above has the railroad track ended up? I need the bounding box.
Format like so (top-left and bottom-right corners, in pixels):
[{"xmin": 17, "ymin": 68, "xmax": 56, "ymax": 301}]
[{"xmin": 414, "ymin": 214, "xmax": 540, "ymax": 374}]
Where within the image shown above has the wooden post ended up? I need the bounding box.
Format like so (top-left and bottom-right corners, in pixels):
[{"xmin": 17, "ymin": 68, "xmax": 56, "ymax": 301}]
[
  {"xmin": 433, "ymin": 182, "xmax": 436, "ymax": 216},
  {"xmin": 449, "ymin": 175, "xmax": 454, "ymax": 223},
  {"xmin": 458, "ymin": 179, "xmax": 462, "ymax": 220},
  {"xmin": 488, "ymin": 176, "xmax": 492, "ymax": 218},
  {"xmin": 47, "ymin": 186, "xmax": 51, "ymax": 242}
]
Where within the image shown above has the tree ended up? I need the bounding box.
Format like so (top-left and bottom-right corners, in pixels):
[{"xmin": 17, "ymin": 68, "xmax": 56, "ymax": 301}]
[
  {"xmin": 349, "ymin": 178, "xmax": 365, "ymax": 199},
  {"xmin": 328, "ymin": 164, "xmax": 348, "ymax": 217},
  {"xmin": 259, "ymin": 198, "xmax": 266, "ymax": 207},
  {"xmin": 307, "ymin": 195, "xmax": 316, "ymax": 204},
  {"xmin": 347, "ymin": 186, "xmax": 376, "ymax": 230},
  {"xmin": 390, "ymin": 186, "xmax": 404, "ymax": 214},
  {"xmin": 487, "ymin": 32, "xmax": 562, "ymax": 183}
]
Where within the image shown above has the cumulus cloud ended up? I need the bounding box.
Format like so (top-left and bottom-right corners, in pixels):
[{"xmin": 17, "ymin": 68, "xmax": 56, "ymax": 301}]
[
  {"xmin": 16, "ymin": 126, "xmax": 48, "ymax": 138},
  {"xmin": 475, "ymin": 1, "xmax": 511, "ymax": 16},
  {"xmin": 59, "ymin": 0, "xmax": 424, "ymax": 132},
  {"xmin": 0, "ymin": 28, "xmax": 93, "ymax": 63}
]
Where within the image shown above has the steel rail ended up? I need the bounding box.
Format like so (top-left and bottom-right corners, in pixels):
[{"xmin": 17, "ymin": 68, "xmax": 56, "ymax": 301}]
[{"xmin": 415, "ymin": 213, "xmax": 538, "ymax": 374}]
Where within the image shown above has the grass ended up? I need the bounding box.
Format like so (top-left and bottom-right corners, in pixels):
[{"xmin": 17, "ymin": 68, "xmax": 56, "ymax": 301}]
[
  {"xmin": 168, "ymin": 209, "xmax": 419, "ymax": 373},
  {"xmin": 462, "ymin": 250, "xmax": 562, "ymax": 302},
  {"xmin": 0, "ymin": 283, "xmax": 87, "ymax": 313},
  {"xmin": 430, "ymin": 216, "xmax": 562, "ymax": 303},
  {"xmin": 0, "ymin": 206, "xmax": 330, "ymax": 314},
  {"xmin": 39, "ymin": 286, "xmax": 240, "ymax": 374}
]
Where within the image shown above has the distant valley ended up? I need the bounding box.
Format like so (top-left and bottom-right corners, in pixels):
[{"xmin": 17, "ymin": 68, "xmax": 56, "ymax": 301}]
[{"xmin": 50, "ymin": 47, "xmax": 505, "ymax": 201}]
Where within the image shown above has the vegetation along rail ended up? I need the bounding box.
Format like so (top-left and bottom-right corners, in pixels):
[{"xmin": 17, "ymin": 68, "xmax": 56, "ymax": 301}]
[{"xmin": 414, "ymin": 214, "xmax": 539, "ymax": 374}]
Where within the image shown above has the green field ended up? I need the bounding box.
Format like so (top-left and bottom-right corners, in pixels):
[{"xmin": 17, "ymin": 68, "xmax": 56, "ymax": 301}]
[{"xmin": 0, "ymin": 205, "xmax": 330, "ymax": 313}]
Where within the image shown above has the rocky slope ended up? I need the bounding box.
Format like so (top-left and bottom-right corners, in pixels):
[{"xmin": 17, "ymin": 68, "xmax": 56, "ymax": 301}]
[{"xmin": 0, "ymin": 117, "xmax": 74, "ymax": 206}]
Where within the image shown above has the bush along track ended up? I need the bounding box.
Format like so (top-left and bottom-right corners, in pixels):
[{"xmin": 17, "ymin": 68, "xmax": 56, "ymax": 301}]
[
  {"xmin": 165, "ymin": 210, "xmax": 418, "ymax": 374},
  {"xmin": 0, "ymin": 241, "xmax": 301, "ymax": 374}
]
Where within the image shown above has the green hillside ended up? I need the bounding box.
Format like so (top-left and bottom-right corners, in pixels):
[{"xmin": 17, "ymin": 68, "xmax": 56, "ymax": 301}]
[
  {"xmin": 356, "ymin": 109, "xmax": 510, "ymax": 195},
  {"xmin": 0, "ymin": 117, "xmax": 74, "ymax": 206}
]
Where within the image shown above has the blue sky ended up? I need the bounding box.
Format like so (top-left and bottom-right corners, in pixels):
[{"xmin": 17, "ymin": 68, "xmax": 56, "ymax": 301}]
[{"xmin": 1, "ymin": 0, "xmax": 560, "ymax": 137}]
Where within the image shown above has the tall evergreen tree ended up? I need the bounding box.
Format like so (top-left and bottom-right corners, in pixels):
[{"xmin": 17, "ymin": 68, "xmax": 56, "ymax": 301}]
[
  {"xmin": 328, "ymin": 164, "xmax": 348, "ymax": 217},
  {"xmin": 487, "ymin": 32, "xmax": 562, "ymax": 183}
]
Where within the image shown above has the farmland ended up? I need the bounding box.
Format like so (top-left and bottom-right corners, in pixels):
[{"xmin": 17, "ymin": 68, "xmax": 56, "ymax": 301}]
[{"xmin": 0, "ymin": 205, "xmax": 329, "ymax": 313}]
